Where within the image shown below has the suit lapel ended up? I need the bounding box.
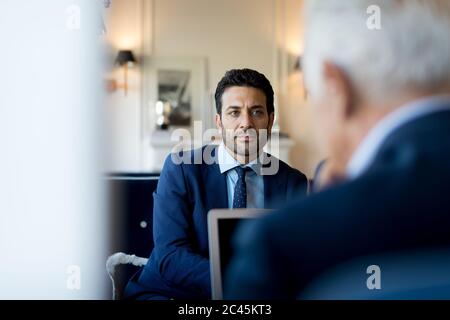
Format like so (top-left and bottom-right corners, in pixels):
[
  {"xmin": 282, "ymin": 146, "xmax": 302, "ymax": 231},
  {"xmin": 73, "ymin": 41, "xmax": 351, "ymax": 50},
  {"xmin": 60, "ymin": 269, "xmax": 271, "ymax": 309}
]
[
  {"xmin": 203, "ymin": 145, "xmax": 228, "ymax": 211},
  {"xmin": 263, "ymin": 171, "xmax": 284, "ymax": 209}
]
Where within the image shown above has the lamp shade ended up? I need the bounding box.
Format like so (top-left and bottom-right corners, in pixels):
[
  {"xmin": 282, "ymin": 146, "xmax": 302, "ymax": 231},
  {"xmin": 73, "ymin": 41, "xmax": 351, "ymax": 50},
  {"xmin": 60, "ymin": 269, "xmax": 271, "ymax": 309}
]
[{"xmin": 115, "ymin": 50, "xmax": 136, "ymax": 66}]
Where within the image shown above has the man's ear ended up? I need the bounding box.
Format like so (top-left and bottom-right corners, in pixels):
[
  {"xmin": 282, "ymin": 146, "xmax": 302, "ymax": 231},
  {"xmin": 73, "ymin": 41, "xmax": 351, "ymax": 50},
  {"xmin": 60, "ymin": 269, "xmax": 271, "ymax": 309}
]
[
  {"xmin": 322, "ymin": 61, "xmax": 356, "ymax": 119},
  {"xmin": 215, "ymin": 114, "xmax": 222, "ymax": 133}
]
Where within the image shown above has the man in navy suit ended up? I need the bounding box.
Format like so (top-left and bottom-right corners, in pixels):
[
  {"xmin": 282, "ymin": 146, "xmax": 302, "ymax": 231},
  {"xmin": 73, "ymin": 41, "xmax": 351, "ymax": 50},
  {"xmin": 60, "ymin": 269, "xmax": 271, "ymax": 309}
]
[
  {"xmin": 225, "ymin": 0, "xmax": 450, "ymax": 299},
  {"xmin": 125, "ymin": 68, "xmax": 308, "ymax": 299}
]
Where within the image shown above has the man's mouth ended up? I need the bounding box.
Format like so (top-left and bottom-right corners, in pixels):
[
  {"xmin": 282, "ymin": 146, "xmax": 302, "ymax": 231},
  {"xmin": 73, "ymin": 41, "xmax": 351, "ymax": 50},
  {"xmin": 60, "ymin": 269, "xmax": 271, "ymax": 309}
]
[{"xmin": 236, "ymin": 135, "xmax": 256, "ymax": 142}]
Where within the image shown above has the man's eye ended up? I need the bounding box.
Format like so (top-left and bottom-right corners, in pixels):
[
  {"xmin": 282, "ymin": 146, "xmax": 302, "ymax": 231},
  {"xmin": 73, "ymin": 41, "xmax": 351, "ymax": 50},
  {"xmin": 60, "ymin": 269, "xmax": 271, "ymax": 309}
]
[
  {"xmin": 229, "ymin": 111, "xmax": 239, "ymax": 117},
  {"xmin": 252, "ymin": 110, "xmax": 263, "ymax": 116}
]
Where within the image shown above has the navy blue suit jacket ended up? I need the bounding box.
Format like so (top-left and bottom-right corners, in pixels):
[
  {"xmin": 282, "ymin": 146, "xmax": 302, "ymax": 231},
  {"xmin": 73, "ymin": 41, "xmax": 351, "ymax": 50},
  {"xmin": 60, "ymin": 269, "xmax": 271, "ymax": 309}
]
[
  {"xmin": 125, "ymin": 145, "xmax": 308, "ymax": 299},
  {"xmin": 225, "ymin": 107, "xmax": 450, "ymax": 299}
]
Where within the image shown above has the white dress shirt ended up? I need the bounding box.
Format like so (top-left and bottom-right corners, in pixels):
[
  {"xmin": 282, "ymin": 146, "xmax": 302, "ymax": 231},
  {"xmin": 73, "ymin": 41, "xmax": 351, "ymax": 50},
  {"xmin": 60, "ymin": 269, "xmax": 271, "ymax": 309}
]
[{"xmin": 217, "ymin": 142, "xmax": 265, "ymax": 208}]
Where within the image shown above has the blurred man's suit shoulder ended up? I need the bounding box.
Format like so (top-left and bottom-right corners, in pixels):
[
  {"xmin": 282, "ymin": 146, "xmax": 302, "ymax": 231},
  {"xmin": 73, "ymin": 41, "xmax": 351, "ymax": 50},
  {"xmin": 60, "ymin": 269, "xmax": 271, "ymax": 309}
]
[{"xmin": 225, "ymin": 104, "xmax": 450, "ymax": 299}]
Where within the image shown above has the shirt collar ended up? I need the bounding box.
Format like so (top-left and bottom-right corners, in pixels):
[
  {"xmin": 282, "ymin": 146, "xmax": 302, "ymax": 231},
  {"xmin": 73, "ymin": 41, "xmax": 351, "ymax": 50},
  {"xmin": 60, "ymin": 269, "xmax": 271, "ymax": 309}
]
[
  {"xmin": 218, "ymin": 142, "xmax": 264, "ymax": 175},
  {"xmin": 347, "ymin": 95, "xmax": 450, "ymax": 179}
]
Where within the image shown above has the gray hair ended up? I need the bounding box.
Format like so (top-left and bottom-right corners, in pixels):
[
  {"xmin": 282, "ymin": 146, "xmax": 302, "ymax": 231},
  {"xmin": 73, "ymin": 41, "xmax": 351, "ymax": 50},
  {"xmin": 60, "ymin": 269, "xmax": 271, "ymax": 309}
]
[{"xmin": 303, "ymin": 0, "xmax": 450, "ymax": 101}]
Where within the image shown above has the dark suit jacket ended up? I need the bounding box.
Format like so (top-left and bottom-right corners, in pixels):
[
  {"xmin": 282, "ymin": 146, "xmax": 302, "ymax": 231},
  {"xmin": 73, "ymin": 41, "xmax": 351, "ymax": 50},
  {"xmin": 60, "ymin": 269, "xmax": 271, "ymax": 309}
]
[
  {"xmin": 124, "ymin": 145, "xmax": 308, "ymax": 299},
  {"xmin": 225, "ymin": 106, "xmax": 450, "ymax": 299}
]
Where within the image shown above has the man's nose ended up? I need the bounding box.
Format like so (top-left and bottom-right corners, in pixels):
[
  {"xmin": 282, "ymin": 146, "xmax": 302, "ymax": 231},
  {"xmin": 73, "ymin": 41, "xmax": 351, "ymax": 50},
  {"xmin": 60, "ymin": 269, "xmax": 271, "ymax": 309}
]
[{"xmin": 239, "ymin": 111, "xmax": 254, "ymax": 129}]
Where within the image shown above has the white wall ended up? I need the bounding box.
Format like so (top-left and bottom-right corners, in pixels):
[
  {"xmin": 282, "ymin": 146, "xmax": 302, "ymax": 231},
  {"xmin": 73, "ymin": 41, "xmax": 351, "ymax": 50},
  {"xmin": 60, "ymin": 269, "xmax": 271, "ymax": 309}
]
[
  {"xmin": 153, "ymin": 0, "xmax": 275, "ymax": 91},
  {"xmin": 103, "ymin": 0, "xmax": 143, "ymax": 172},
  {"xmin": 278, "ymin": 0, "xmax": 323, "ymax": 176}
]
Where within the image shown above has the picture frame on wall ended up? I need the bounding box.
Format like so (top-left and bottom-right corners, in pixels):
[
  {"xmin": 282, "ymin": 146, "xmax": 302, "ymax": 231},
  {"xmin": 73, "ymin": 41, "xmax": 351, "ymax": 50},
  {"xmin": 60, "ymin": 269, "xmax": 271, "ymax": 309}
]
[
  {"xmin": 141, "ymin": 56, "xmax": 213, "ymax": 171},
  {"xmin": 142, "ymin": 56, "xmax": 210, "ymax": 134}
]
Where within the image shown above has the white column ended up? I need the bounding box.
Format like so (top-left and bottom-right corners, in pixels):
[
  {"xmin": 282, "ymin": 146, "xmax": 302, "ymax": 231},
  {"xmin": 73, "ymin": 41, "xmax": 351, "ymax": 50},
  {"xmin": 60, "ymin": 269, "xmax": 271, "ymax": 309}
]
[{"xmin": 0, "ymin": 0, "xmax": 108, "ymax": 299}]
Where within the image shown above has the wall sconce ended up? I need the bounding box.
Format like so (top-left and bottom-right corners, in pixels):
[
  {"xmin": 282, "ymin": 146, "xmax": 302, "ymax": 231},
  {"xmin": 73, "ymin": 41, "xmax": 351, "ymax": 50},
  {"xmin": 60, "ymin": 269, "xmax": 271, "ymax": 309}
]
[
  {"xmin": 286, "ymin": 54, "xmax": 307, "ymax": 99},
  {"xmin": 288, "ymin": 54, "xmax": 302, "ymax": 74},
  {"xmin": 110, "ymin": 50, "xmax": 137, "ymax": 96},
  {"xmin": 294, "ymin": 55, "xmax": 302, "ymax": 72}
]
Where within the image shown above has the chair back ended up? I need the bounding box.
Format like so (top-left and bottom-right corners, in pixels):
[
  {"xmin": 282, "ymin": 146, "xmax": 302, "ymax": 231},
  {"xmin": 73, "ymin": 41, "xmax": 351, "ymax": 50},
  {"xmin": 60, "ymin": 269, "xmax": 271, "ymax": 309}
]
[{"xmin": 107, "ymin": 173, "xmax": 159, "ymax": 298}]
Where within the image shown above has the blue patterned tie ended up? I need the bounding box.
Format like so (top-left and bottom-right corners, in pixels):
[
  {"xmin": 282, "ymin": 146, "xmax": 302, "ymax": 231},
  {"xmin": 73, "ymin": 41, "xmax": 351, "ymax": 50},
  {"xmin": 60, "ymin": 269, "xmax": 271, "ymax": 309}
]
[{"xmin": 233, "ymin": 166, "xmax": 251, "ymax": 208}]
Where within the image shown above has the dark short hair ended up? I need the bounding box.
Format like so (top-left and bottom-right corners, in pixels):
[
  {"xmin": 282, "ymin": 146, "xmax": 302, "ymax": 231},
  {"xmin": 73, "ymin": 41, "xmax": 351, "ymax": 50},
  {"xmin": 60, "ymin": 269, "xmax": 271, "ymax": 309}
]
[{"xmin": 214, "ymin": 68, "xmax": 274, "ymax": 116}]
